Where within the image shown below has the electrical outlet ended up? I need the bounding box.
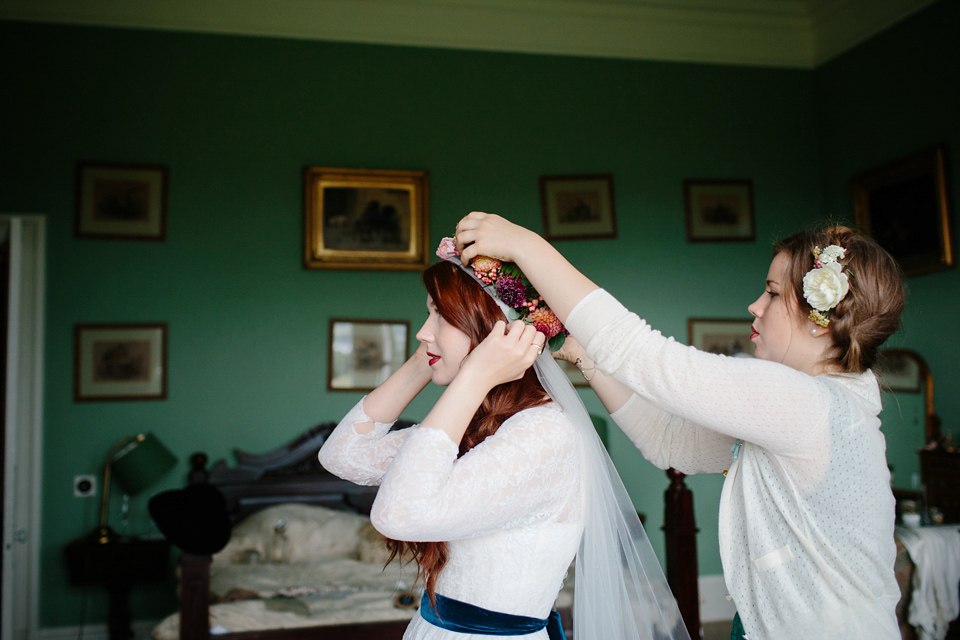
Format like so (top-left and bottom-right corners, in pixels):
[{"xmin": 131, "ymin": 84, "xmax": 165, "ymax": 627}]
[{"xmin": 74, "ymin": 475, "xmax": 96, "ymax": 497}]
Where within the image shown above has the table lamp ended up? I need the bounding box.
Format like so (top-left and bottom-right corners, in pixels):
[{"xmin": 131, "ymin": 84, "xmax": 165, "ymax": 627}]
[{"xmin": 94, "ymin": 432, "xmax": 177, "ymax": 544}]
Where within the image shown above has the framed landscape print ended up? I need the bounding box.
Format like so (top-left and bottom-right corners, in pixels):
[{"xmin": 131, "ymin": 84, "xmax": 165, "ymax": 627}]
[
  {"xmin": 328, "ymin": 319, "xmax": 409, "ymax": 391},
  {"xmin": 74, "ymin": 323, "xmax": 167, "ymax": 401},
  {"xmin": 75, "ymin": 162, "xmax": 169, "ymax": 240},
  {"xmin": 687, "ymin": 318, "xmax": 754, "ymax": 357},
  {"xmin": 304, "ymin": 167, "xmax": 429, "ymax": 270},
  {"xmin": 852, "ymin": 146, "xmax": 953, "ymax": 277},
  {"xmin": 539, "ymin": 174, "xmax": 616, "ymax": 240},
  {"xmin": 684, "ymin": 179, "xmax": 755, "ymax": 242}
]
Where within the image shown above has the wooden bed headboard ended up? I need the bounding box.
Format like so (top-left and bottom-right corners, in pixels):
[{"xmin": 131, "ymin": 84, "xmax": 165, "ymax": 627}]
[
  {"xmin": 188, "ymin": 419, "xmax": 416, "ymax": 524},
  {"xmin": 177, "ymin": 419, "xmax": 415, "ymax": 640}
]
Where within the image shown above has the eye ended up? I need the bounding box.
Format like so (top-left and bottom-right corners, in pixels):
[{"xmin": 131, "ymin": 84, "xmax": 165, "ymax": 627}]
[{"xmin": 766, "ymin": 289, "xmax": 778, "ymax": 298}]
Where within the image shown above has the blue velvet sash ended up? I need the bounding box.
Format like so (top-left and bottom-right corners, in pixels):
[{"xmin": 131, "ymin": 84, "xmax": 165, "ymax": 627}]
[{"xmin": 419, "ymin": 593, "xmax": 566, "ymax": 640}]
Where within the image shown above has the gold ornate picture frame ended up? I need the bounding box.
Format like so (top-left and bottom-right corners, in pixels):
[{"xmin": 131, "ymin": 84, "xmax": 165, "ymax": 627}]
[
  {"xmin": 852, "ymin": 146, "xmax": 953, "ymax": 277},
  {"xmin": 304, "ymin": 167, "xmax": 429, "ymax": 270}
]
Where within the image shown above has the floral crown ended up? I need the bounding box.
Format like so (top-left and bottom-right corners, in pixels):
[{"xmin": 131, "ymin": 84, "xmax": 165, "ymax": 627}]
[
  {"xmin": 802, "ymin": 244, "xmax": 851, "ymax": 327},
  {"xmin": 436, "ymin": 237, "xmax": 568, "ymax": 350}
]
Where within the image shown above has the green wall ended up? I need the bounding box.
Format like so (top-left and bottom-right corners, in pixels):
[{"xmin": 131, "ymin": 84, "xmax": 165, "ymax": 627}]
[
  {"xmin": 0, "ymin": 2, "xmax": 952, "ymax": 628},
  {"xmin": 814, "ymin": 0, "xmax": 960, "ymax": 491}
]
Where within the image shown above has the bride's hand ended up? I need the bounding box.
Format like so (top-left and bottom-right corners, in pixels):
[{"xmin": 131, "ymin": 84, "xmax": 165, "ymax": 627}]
[
  {"xmin": 454, "ymin": 212, "xmax": 541, "ymax": 265},
  {"xmin": 459, "ymin": 320, "xmax": 545, "ymax": 389}
]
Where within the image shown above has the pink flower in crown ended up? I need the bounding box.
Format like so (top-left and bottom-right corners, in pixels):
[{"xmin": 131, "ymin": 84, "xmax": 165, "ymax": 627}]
[
  {"xmin": 528, "ymin": 307, "xmax": 564, "ymax": 339},
  {"xmin": 436, "ymin": 237, "xmax": 459, "ymax": 261},
  {"xmin": 472, "ymin": 256, "xmax": 502, "ymax": 284},
  {"xmin": 495, "ymin": 275, "xmax": 527, "ymax": 309}
]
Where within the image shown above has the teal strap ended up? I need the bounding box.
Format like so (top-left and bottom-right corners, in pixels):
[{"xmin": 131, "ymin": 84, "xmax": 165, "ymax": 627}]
[{"xmin": 420, "ymin": 593, "xmax": 565, "ymax": 640}]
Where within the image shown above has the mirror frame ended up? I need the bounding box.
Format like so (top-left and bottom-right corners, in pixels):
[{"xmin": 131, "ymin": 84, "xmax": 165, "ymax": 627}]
[{"xmin": 877, "ymin": 348, "xmax": 939, "ymax": 443}]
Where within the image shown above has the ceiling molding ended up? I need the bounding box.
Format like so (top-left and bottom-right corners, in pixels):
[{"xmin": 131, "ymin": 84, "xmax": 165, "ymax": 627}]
[
  {"xmin": 810, "ymin": 0, "xmax": 938, "ymax": 66},
  {"xmin": 0, "ymin": 0, "xmax": 939, "ymax": 69}
]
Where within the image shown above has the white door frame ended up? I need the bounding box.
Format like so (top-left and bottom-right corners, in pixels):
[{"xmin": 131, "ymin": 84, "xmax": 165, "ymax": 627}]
[{"xmin": 1, "ymin": 214, "xmax": 46, "ymax": 640}]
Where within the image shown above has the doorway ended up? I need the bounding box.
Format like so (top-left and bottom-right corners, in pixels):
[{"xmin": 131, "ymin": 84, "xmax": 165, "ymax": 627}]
[{"xmin": 1, "ymin": 215, "xmax": 46, "ymax": 640}]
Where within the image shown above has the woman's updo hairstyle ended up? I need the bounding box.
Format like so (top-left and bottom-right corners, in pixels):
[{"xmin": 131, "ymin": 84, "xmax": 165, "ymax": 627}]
[{"xmin": 774, "ymin": 225, "xmax": 905, "ymax": 373}]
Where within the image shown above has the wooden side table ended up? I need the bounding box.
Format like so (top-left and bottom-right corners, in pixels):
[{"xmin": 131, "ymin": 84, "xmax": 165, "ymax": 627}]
[
  {"xmin": 920, "ymin": 448, "xmax": 960, "ymax": 523},
  {"xmin": 65, "ymin": 535, "xmax": 170, "ymax": 640}
]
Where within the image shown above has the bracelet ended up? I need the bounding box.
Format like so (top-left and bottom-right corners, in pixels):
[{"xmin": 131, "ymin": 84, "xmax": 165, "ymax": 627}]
[{"xmin": 574, "ymin": 358, "xmax": 596, "ymax": 382}]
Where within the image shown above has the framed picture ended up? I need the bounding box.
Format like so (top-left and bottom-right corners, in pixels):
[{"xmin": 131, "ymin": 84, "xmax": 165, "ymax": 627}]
[
  {"xmin": 875, "ymin": 348, "xmax": 924, "ymax": 393},
  {"xmin": 74, "ymin": 323, "xmax": 167, "ymax": 402},
  {"xmin": 539, "ymin": 174, "xmax": 616, "ymax": 240},
  {"xmin": 684, "ymin": 179, "xmax": 755, "ymax": 242},
  {"xmin": 852, "ymin": 146, "xmax": 953, "ymax": 277},
  {"xmin": 687, "ymin": 318, "xmax": 754, "ymax": 357},
  {"xmin": 75, "ymin": 162, "xmax": 169, "ymax": 240},
  {"xmin": 328, "ymin": 319, "xmax": 410, "ymax": 391},
  {"xmin": 304, "ymin": 167, "xmax": 429, "ymax": 270}
]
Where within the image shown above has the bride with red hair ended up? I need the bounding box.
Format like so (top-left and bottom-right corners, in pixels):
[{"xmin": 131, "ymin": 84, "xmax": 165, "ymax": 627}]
[{"xmin": 320, "ymin": 253, "xmax": 687, "ymax": 640}]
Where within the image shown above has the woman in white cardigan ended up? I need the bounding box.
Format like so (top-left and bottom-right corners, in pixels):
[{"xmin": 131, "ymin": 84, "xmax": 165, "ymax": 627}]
[{"xmin": 453, "ymin": 213, "xmax": 906, "ymax": 640}]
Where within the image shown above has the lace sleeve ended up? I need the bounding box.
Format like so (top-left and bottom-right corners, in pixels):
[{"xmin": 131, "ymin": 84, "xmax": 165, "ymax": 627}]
[
  {"xmin": 371, "ymin": 405, "xmax": 579, "ymax": 542},
  {"xmin": 611, "ymin": 393, "xmax": 735, "ymax": 474},
  {"xmin": 318, "ymin": 397, "xmax": 415, "ymax": 486}
]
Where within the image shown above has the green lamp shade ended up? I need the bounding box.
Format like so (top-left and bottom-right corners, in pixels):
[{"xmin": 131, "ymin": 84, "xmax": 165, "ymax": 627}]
[{"xmin": 110, "ymin": 432, "xmax": 177, "ymax": 495}]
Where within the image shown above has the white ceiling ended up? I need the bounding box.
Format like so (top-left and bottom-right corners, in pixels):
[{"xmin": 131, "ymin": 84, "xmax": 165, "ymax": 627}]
[{"xmin": 0, "ymin": 0, "xmax": 939, "ymax": 68}]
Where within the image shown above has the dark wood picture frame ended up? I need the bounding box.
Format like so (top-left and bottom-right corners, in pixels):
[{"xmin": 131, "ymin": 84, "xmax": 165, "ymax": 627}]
[
  {"xmin": 687, "ymin": 318, "xmax": 754, "ymax": 357},
  {"xmin": 327, "ymin": 318, "xmax": 410, "ymax": 392},
  {"xmin": 75, "ymin": 162, "xmax": 169, "ymax": 241},
  {"xmin": 304, "ymin": 167, "xmax": 429, "ymax": 271},
  {"xmin": 852, "ymin": 146, "xmax": 953, "ymax": 277},
  {"xmin": 684, "ymin": 179, "xmax": 755, "ymax": 242},
  {"xmin": 539, "ymin": 174, "xmax": 617, "ymax": 240},
  {"xmin": 74, "ymin": 323, "xmax": 168, "ymax": 402}
]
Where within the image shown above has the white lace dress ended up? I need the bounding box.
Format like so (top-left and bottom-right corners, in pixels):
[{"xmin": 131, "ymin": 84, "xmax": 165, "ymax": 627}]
[{"xmin": 318, "ymin": 399, "xmax": 584, "ymax": 640}]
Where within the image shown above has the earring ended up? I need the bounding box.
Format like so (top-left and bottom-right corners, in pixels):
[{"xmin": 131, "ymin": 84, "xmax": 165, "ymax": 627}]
[{"xmin": 811, "ymin": 328, "xmax": 817, "ymax": 335}]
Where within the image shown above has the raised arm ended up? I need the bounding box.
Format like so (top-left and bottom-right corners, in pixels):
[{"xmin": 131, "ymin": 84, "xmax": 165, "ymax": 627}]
[
  {"xmin": 567, "ymin": 289, "xmax": 829, "ymax": 454},
  {"xmin": 418, "ymin": 319, "xmax": 544, "ymax": 446},
  {"xmin": 555, "ymin": 336, "xmax": 733, "ymax": 474},
  {"xmin": 321, "ymin": 321, "xmax": 544, "ymax": 484},
  {"xmin": 318, "ymin": 398, "xmax": 415, "ymax": 485},
  {"xmin": 455, "ymin": 212, "xmax": 598, "ymax": 324},
  {"xmin": 372, "ymin": 406, "xmax": 579, "ymax": 541},
  {"xmin": 318, "ymin": 343, "xmax": 434, "ymax": 484}
]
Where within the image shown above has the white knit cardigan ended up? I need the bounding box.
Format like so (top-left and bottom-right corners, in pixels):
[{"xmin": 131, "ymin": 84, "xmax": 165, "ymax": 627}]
[{"xmin": 566, "ymin": 289, "xmax": 901, "ymax": 640}]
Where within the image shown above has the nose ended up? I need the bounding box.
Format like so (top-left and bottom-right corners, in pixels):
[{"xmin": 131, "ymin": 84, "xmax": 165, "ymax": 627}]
[
  {"xmin": 747, "ymin": 294, "xmax": 763, "ymax": 318},
  {"xmin": 415, "ymin": 317, "xmax": 432, "ymax": 344}
]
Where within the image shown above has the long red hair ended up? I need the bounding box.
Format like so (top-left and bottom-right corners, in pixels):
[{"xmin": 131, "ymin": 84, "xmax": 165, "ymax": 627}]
[{"xmin": 384, "ymin": 260, "xmax": 550, "ymax": 602}]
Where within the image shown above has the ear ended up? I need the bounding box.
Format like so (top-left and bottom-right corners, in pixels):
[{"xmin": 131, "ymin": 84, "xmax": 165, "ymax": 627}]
[{"xmin": 809, "ymin": 325, "xmax": 831, "ymax": 338}]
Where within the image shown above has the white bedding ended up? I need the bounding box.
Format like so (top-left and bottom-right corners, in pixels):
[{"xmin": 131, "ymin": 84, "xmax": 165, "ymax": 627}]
[
  {"xmin": 152, "ymin": 558, "xmax": 422, "ymax": 639},
  {"xmin": 151, "ymin": 503, "xmax": 574, "ymax": 640}
]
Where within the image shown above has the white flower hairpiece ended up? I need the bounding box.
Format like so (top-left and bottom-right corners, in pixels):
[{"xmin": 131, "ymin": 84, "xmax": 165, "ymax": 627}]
[
  {"xmin": 802, "ymin": 245, "xmax": 850, "ymax": 327},
  {"xmin": 436, "ymin": 238, "xmax": 568, "ymax": 350}
]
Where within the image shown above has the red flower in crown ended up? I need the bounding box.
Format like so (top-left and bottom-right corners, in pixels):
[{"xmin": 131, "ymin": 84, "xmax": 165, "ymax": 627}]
[
  {"xmin": 435, "ymin": 238, "xmax": 567, "ymax": 350},
  {"xmin": 528, "ymin": 307, "xmax": 564, "ymax": 339},
  {"xmin": 472, "ymin": 256, "xmax": 502, "ymax": 284}
]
